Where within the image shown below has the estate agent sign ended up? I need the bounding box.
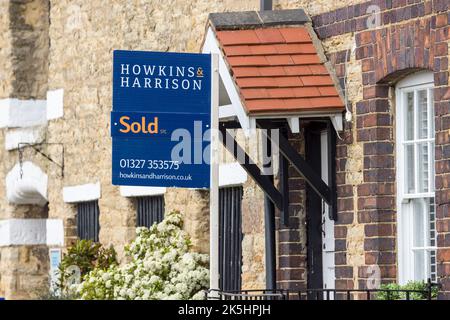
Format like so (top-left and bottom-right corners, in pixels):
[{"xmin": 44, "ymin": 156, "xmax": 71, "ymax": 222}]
[{"xmin": 111, "ymin": 50, "xmax": 212, "ymax": 188}]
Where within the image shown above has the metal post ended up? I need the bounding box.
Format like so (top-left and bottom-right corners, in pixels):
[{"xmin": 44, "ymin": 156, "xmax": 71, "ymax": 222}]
[
  {"xmin": 327, "ymin": 120, "xmax": 338, "ymax": 220},
  {"xmin": 262, "ymin": 129, "xmax": 276, "ymax": 291},
  {"xmin": 279, "ymin": 127, "xmax": 290, "ymax": 226},
  {"xmin": 209, "ymin": 54, "xmax": 220, "ymax": 292},
  {"xmin": 260, "ymin": 0, "xmax": 272, "ymax": 11},
  {"xmin": 427, "ymin": 278, "xmax": 432, "ymax": 300}
]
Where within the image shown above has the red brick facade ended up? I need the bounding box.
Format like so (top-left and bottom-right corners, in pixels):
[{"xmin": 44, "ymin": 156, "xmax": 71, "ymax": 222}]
[
  {"xmin": 276, "ymin": 132, "xmax": 307, "ymax": 290},
  {"xmin": 313, "ymin": 0, "xmax": 450, "ymax": 298}
]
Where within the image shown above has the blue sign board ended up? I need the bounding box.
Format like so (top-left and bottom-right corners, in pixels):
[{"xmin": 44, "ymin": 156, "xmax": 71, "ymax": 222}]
[
  {"xmin": 49, "ymin": 249, "xmax": 62, "ymax": 270},
  {"xmin": 111, "ymin": 50, "xmax": 212, "ymax": 188}
]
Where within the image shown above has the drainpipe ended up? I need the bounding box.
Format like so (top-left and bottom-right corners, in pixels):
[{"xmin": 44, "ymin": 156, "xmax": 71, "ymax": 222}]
[
  {"xmin": 260, "ymin": 0, "xmax": 273, "ymax": 11},
  {"xmin": 262, "ymin": 130, "xmax": 276, "ymax": 291}
]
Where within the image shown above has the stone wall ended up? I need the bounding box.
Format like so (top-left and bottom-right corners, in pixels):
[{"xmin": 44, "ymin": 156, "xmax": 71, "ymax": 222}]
[
  {"xmin": 0, "ymin": 2, "xmax": 12, "ymax": 295},
  {"xmin": 241, "ymin": 177, "xmax": 266, "ymax": 289},
  {"xmin": 0, "ymin": 245, "xmax": 49, "ymax": 299},
  {"xmin": 0, "ymin": 0, "xmax": 51, "ymax": 300},
  {"xmin": 1, "ymin": 0, "xmax": 450, "ymax": 299},
  {"xmin": 9, "ymin": 0, "xmax": 49, "ymax": 100},
  {"xmin": 165, "ymin": 189, "xmax": 210, "ymax": 254},
  {"xmin": 44, "ymin": 0, "xmax": 265, "ymax": 262},
  {"xmin": 1, "ymin": 0, "xmax": 371, "ymax": 298},
  {"xmin": 275, "ymin": 0, "xmax": 366, "ymax": 16},
  {"xmin": 0, "ymin": 0, "xmax": 13, "ymax": 99}
]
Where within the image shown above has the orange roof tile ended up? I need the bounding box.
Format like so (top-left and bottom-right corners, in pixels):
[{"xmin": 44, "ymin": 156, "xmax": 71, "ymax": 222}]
[
  {"xmin": 215, "ymin": 26, "xmax": 344, "ymax": 115},
  {"xmin": 279, "ymin": 27, "xmax": 312, "ymax": 43},
  {"xmin": 254, "ymin": 29, "xmax": 285, "ymax": 44},
  {"xmin": 217, "ymin": 30, "xmax": 260, "ymax": 45}
]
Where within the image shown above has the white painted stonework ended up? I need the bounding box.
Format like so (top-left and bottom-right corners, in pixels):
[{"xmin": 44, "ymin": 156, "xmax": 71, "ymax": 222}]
[
  {"xmin": 120, "ymin": 186, "xmax": 166, "ymax": 197},
  {"xmin": 4, "ymin": 125, "xmax": 46, "ymax": 150},
  {"xmin": 46, "ymin": 219, "xmax": 64, "ymax": 246},
  {"xmin": 46, "ymin": 89, "xmax": 64, "ymax": 120},
  {"xmin": 6, "ymin": 161, "xmax": 48, "ymax": 206},
  {"xmin": 330, "ymin": 113, "xmax": 343, "ymax": 132},
  {"xmin": 0, "ymin": 219, "xmax": 64, "ymax": 246},
  {"xmin": 0, "ymin": 98, "xmax": 47, "ymax": 128},
  {"xmin": 0, "ymin": 219, "xmax": 45, "ymax": 246},
  {"xmin": 63, "ymin": 182, "xmax": 101, "ymax": 203},
  {"xmin": 219, "ymin": 162, "xmax": 247, "ymax": 187},
  {"xmin": 218, "ymin": 104, "xmax": 236, "ymax": 120},
  {"xmin": 288, "ymin": 117, "xmax": 300, "ymax": 133}
]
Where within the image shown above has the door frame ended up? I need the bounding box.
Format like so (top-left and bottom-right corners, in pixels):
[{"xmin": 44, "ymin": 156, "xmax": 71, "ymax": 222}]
[
  {"xmin": 321, "ymin": 130, "xmax": 335, "ymax": 290},
  {"xmin": 305, "ymin": 123, "xmax": 336, "ymax": 291},
  {"xmin": 305, "ymin": 122, "xmax": 325, "ymax": 290}
]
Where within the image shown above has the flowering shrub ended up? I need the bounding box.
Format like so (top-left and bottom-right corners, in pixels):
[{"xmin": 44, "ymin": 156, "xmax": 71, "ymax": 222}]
[
  {"xmin": 57, "ymin": 239, "xmax": 117, "ymax": 293},
  {"xmin": 375, "ymin": 281, "xmax": 439, "ymax": 300},
  {"xmin": 76, "ymin": 211, "xmax": 209, "ymax": 300}
]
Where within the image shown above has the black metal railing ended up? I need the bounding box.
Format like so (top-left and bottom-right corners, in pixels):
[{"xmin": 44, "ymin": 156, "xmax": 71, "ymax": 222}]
[
  {"xmin": 206, "ymin": 282, "xmax": 440, "ymax": 300},
  {"xmin": 136, "ymin": 195, "xmax": 164, "ymax": 228},
  {"xmin": 219, "ymin": 186, "xmax": 243, "ymax": 292},
  {"xmin": 77, "ymin": 200, "xmax": 100, "ymax": 242}
]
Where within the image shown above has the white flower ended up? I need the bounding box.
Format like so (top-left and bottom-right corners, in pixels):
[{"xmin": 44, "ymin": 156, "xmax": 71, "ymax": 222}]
[
  {"xmin": 76, "ymin": 211, "xmax": 209, "ymax": 300},
  {"xmin": 175, "ymin": 283, "xmax": 188, "ymax": 293},
  {"xmin": 127, "ymin": 289, "xmax": 135, "ymax": 299},
  {"xmin": 95, "ymin": 287, "xmax": 104, "ymax": 297},
  {"xmin": 192, "ymin": 291, "xmax": 206, "ymax": 300}
]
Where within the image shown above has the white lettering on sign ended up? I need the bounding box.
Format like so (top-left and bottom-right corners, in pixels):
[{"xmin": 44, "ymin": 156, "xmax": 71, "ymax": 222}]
[{"xmin": 120, "ymin": 64, "xmax": 204, "ymax": 91}]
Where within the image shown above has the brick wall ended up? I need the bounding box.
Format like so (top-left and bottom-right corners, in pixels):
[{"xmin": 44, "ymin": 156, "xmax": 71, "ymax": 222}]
[
  {"xmin": 326, "ymin": 50, "xmax": 356, "ymax": 290},
  {"xmin": 312, "ymin": 0, "xmax": 450, "ymax": 297},
  {"xmin": 276, "ymin": 131, "xmax": 307, "ymax": 291}
]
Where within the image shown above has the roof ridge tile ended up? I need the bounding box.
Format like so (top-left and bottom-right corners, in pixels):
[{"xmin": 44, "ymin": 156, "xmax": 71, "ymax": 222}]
[{"xmin": 209, "ymin": 9, "xmax": 310, "ymax": 31}]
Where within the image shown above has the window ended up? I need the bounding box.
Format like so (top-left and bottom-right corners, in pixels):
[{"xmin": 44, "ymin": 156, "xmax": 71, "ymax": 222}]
[
  {"xmin": 219, "ymin": 186, "xmax": 243, "ymax": 291},
  {"xmin": 77, "ymin": 201, "xmax": 100, "ymax": 242},
  {"xmin": 396, "ymin": 72, "xmax": 436, "ymax": 284},
  {"xmin": 136, "ymin": 196, "xmax": 164, "ymax": 228}
]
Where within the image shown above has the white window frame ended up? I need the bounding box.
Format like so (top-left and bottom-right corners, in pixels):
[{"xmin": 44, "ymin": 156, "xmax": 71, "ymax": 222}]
[{"xmin": 396, "ymin": 71, "xmax": 436, "ymax": 285}]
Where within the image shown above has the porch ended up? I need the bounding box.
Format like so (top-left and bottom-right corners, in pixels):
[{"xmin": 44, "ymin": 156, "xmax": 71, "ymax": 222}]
[{"xmin": 203, "ymin": 7, "xmax": 445, "ymax": 300}]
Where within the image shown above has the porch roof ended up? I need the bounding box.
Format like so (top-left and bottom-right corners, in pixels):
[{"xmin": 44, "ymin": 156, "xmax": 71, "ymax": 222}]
[{"xmin": 208, "ymin": 10, "xmax": 345, "ymax": 117}]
